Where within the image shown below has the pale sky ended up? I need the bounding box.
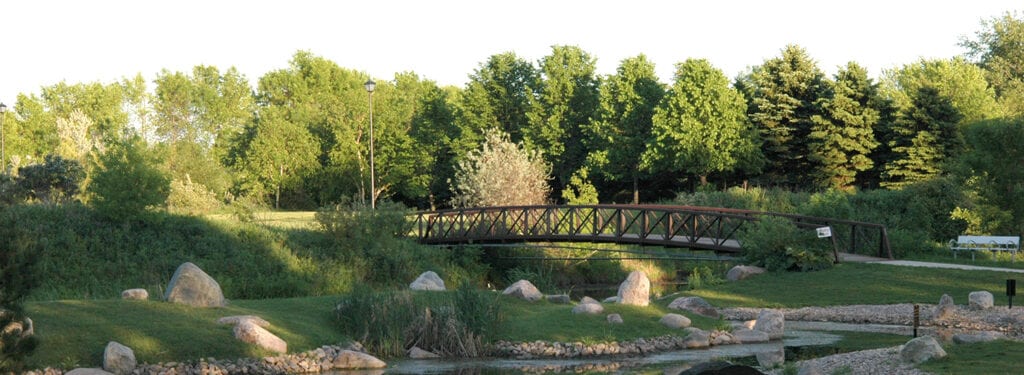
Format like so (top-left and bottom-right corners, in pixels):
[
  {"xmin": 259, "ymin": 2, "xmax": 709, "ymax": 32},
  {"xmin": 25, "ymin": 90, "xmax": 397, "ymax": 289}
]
[{"xmin": 0, "ymin": 0, "xmax": 1021, "ymax": 106}]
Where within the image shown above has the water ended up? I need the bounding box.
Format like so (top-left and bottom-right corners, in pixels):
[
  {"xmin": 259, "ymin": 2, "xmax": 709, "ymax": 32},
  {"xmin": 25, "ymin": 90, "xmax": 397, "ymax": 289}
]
[{"xmin": 326, "ymin": 330, "xmax": 844, "ymax": 374}]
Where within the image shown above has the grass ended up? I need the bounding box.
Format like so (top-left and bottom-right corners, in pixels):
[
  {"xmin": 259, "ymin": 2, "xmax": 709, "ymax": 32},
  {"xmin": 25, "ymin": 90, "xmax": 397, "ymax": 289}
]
[
  {"xmin": 687, "ymin": 262, "xmax": 1021, "ymax": 308},
  {"xmin": 25, "ymin": 296, "xmax": 346, "ymax": 369},
  {"xmin": 918, "ymin": 339, "xmax": 1024, "ymax": 374},
  {"xmin": 904, "ymin": 251, "xmax": 1024, "ymax": 270}
]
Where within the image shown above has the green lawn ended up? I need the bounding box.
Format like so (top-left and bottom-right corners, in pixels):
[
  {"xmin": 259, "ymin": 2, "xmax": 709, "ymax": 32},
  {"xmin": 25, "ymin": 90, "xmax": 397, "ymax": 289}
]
[
  {"xmin": 688, "ymin": 262, "xmax": 1020, "ymax": 308},
  {"xmin": 918, "ymin": 339, "xmax": 1024, "ymax": 374}
]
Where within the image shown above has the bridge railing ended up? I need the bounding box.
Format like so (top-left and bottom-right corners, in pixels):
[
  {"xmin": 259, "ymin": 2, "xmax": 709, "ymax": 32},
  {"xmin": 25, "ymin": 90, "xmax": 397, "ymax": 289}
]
[{"xmin": 408, "ymin": 205, "xmax": 892, "ymax": 259}]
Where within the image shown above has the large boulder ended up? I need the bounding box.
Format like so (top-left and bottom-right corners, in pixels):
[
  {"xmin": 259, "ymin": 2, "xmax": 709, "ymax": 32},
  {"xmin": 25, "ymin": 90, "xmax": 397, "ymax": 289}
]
[
  {"xmin": 969, "ymin": 291, "xmax": 994, "ymax": 310},
  {"xmin": 900, "ymin": 336, "xmax": 947, "ymax": 364},
  {"xmin": 934, "ymin": 293, "xmax": 956, "ymax": 320},
  {"xmin": 164, "ymin": 262, "xmax": 225, "ymax": 307},
  {"xmin": 103, "ymin": 341, "xmax": 136, "ymax": 375},
  {"xmin": 726, "ymin": 265, "xmax": 766, "ymax": 281},
  {"xmin": 234, "ymin": 320, "xmax": 287, "ymax": 354},
  {"xmin": 616, "ymin": 271, "xmax": 650, "ymax": 306},
  {"xmin": 332, "ymin": 350, "xmax": 387, "ymax": 369},
  {"xmin": 502, "ymin": 280, "xmax": 543, "ymax": 302},
  {"xmin": 121, "ymin": 289, "xmax": 148, "ymax": 301},
  {"xmin": 409, "ymin": 271, "xmax": 446, "ymax": 291},
  {"xmin": 667, "ymin": 296, "xmax": 720, "ymax": 318},
  {"xmin": 753, "ymin": 309, "xmax": 785, "ymax": 340},
  {"xmin": 659, "ymin": 313, "xmax": 692, "ymax": 329}
]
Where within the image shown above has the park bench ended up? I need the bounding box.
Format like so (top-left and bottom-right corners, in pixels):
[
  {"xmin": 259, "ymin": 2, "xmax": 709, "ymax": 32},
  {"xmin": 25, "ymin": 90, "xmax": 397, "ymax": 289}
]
[{"xmin": 948, "ymin": 235, "xmax": 1021, "ymax": 262}]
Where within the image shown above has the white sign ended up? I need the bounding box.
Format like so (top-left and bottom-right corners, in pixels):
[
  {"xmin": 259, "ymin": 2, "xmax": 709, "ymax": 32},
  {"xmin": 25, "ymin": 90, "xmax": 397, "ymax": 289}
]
[{"xmin": 816, "ymin": 227, "xmax": 832, "ymax": 238}]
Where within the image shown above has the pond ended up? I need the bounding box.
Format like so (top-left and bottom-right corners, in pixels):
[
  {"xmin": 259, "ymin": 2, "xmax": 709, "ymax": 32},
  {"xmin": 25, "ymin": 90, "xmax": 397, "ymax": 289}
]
[{"xmin": 325, "ymin": 329, "xmax": 850, "ymax": 374}]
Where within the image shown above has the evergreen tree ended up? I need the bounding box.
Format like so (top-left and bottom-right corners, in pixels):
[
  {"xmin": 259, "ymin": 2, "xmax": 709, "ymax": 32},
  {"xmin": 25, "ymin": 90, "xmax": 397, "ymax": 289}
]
[
  {"xmin": 748, "ymin": 45, "xmax": 829, "ymax": 188},
  {"xmin": 808, "ymin": 62, "xmax": 880, "ymax": 190},
  {"xmin": 883, "ymin": 87, "xmax": 963, "ymax": 188}
]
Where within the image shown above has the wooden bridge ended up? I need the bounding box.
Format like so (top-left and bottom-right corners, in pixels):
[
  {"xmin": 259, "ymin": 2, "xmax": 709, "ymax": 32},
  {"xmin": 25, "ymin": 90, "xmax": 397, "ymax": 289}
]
[{"xmin": 409, "ymin": 205, "xmax": 893, "ymax": 261}]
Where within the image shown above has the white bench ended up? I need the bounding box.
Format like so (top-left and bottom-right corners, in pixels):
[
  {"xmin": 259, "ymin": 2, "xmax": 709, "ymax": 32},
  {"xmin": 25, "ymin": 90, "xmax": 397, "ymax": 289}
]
[{"xmin": 949, "ymin": 235, "xmax": 1021, "ymax": 261}]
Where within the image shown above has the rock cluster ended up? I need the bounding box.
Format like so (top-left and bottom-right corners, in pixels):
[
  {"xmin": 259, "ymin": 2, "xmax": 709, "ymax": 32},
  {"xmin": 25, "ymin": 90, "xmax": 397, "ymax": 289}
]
[
  {"xmin": 490, "ymin": 329, "xmax": 740, "ymax": 359},
  {"xmin": 126, "ymin": 345, "xmax": 384, "ymax": 375}
]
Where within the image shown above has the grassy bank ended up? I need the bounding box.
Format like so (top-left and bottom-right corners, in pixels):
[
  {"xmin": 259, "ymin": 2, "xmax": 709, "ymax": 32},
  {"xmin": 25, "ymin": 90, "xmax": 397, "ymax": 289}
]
[{"xmin": 687, "ymin": 262, "xmax": 1020, "ymax": 308}]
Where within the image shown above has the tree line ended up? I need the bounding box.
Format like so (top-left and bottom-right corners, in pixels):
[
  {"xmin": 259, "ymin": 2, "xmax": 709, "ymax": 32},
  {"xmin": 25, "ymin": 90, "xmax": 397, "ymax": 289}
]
[{"xmin": 1, "ymin": 12, "xmax": 1022, "ymax": 214}]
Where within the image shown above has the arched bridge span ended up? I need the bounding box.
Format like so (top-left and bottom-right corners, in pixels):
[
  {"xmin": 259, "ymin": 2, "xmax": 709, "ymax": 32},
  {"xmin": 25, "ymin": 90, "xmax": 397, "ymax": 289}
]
[{"xmin": 409, "ymin": 205, "xmax": 893, "ymax": 260}]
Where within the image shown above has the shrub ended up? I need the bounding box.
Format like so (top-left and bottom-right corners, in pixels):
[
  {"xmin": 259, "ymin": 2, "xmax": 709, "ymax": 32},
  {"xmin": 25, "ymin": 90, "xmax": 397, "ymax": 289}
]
[
  {"xmin": 89, "ymin": 137, "xmax": 170, "ymax": 221},
  {"xmin": 167, "ymin": 177, "xmax": 221, "ymax": 215},
  {"xmin": 15, "ymin": 155, "xmax": 84, "ymax": 204},
  {"xmin": 738, "ymin": 216, "xmax": 832, "ymax": 271},
  {"xmin": 450, "ymin": 128, "xmax": 551, "ymax": 207}
]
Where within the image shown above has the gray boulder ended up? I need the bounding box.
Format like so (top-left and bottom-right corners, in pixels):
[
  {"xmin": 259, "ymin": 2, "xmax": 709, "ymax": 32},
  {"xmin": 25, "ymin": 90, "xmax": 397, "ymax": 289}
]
[
  {"xmin": 934, "ymin": 293, "xmax": 956, "ymax": 320},
  {"xmin": 410, "ymin": 271, "xmax": 446, "ymax": 291},
  {"xmin": 502, "ymin": 280, "xmax": 543, "ymax": 302},
  {"xmin": 659, "ymin": 313, "xmax": 692, "ymax": 329},
  {"xmin": 616, "ymin": 271, "xmax": 650, "ymax": 306},
  {"xmin": 121, "ymin": 289, "xmax": 148, "ymax": 301},
  {"xmin": 969, "ymin": 291, "xmax": 994, "ymax": 310},
  {"xmin": 164, "ymin": 262, "xmax": 226, "ymax": 307},
  {"xmin": 607, "ymin": 314, "xmax": 623, "ymax": 324},
  {"xmin": 667, "ymin": 296, "xmax": 720, "ymax": 318},
  {"xmin": 726, "ymin": 265, "xmax": 766, "ymax": 281},
  {"xmin": 409, "ymin": 346, "xmax": 440, "ymax": 359},
  {"xmin": 682, "ymin": 329, "xmax": 710, "ymax": 349},
  {"xmin": 732, "ymin": 328, "xmax": 770, "ymax": 343},
  {"xmin": 103, "ymin": 341, "xmax": 136, "ymax": 375},
  {"xmin": 953, "ymin": 331, "xmax": 1005, "ymax": 344},
  {"xmin": 546, "ymin": 294, "xmax": 571, "ymax": 304},
  {"xmin": 753, "ymin": 309, "xmax": 785, "ymax": 340},
  {"xmin": 901, "ymin": 336, "xmax": 946, "ymax": 364},
  {"xmin": 572, "ymin": 302, "xmax": 604, "ymax": 315},
  {"xmin": 332, "ymin": 349, "xmax": 387, "ymax": 369},
  {"xmin": 234, "ymin": 320, "xmax": 287, "ymax": 353}
]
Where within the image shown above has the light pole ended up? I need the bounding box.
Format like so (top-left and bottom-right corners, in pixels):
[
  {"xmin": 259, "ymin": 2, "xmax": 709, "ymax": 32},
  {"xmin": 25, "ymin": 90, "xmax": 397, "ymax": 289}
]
[
  {"xmin": 0, "ymin": 102, "xmax": 6, "ymax": 172},
  {"xmin": 364, "ymin": 79, "xmax": 376, "ymax": 210}
]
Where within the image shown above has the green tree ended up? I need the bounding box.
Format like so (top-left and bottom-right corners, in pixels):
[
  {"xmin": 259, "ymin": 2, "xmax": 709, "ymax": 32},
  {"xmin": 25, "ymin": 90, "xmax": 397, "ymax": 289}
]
[
  {"xmin": 957, "ymin": 118, "xmax": 1024, "ymax": 233},
  {"xmin": 238, "ymin": 107, "xmax": 320, "ymax": 209},
  {"xmin": 808, "ymin": 62, "xmax": 881, "ymax": 190},
  {"xmin": 405, "ymin": 81, "xmax": 469, "ymax": 209},
  {"xmin": 644, "ymin": 59, "xmax": 759, "ymax": 186},
  {"xmin": 451, "ymin": 128, "xmax": 550, "ymax": 207},
  {"xmin": 526, "ymin": 46, "xmax": 600, "ymax": 193},
  {"xmin": 16, "ymin": 155, "xmax": 84, "ymax": 204},
  {"xmin": 587, "ymin": 55, "xmax": 664, "ymax": 203},
  {"xmin": 748, "ymin": 45, "xmax": 829, "ymax": 188},
  {"xmin": 89, "ymin": 136, "xmax": 171, "ymax": 221},
  {"xmin": 961, "ymin": 11, "xmax": 1024, "ymax": 117},
  {"xmin": 882, "ymin": 57, "xmax": 999, "ymax": 125},
  {"xmin": 460, "ymin": 52, "xmax": 540, "ymax": 142},
  {"xmin": 882, "ymin": 87, "xmax": 964, "ymax": 188}
]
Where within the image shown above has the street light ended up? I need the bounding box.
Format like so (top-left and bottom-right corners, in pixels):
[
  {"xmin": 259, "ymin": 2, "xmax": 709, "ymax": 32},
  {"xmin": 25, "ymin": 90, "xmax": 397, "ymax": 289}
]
[
  {"xmin": 364, "ymin": 79, "xmax": 376, "ymax": 210},
  {"xmin": 0, "ymin": 102, "xmax": 6, "ymax": 171}
]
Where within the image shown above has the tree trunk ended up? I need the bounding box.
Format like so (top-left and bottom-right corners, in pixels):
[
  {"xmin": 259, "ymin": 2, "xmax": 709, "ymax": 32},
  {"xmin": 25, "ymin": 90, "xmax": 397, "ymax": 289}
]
[
  {"xmin": 275, "ymin": 164, "xmax": 282, "ymax": 210},
  {"xmin": 632, "ymin": 174, "xmax": 639, "ymax": 205},
  {"xmin": 699, "ymin": 174, "xmax": 708, "ymax": 186}
]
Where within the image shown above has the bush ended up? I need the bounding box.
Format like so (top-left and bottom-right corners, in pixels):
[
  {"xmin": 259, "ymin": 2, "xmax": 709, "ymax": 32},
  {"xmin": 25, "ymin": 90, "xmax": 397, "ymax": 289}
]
[
  {"xmin": 738, "ymin": 216, "xmax": 832, "ymax": 271},
  {"xmin": 15, "ymin": 155, "xmax": 84, "ymax": 204},
  {"xmin": 167, "ymin": 177, "xmax": 222, "ymax": 215},
  {"xmin": 89, "ymin": 137, "xmax": 170, "ymax": 221}
]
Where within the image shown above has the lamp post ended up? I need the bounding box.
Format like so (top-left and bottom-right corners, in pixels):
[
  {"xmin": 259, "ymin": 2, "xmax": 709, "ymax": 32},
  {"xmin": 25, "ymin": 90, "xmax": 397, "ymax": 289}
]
[
  {"xmin": 0, "ymin": 102, "xmax": 6, "ymax": 171},
  {"xmin": 364, "ymin": 79, "xmax": 376, "ymax": 210}
]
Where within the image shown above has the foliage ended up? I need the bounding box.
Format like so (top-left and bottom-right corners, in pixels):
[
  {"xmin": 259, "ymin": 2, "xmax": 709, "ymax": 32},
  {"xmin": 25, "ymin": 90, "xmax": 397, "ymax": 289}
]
[
  {"xmin": 0, "ymin": 208, "xmax": 40, "ymax": 372},
  {"xmin": 561, "ymin": 167, "xmax": 599, "ymax": 205},
  {"xmin": 450, "ymin": 128, "xmax": 551, "ymax": 207},
  {"xmin": 808, "ymin": 62, "xmax": 880, "ymax": 190},
  {"xmin": 166, "ymin": 177, "xmax": 222, "ymax": 215},
  {"xmin": 334, "ymin": 286, "xmax": 502, "ymax": 357},
  {"xmin": 738, "ymin": 216, "xmax": 832, "ymax": 271},
  {"xmin": 88, "ymin": 136, "xmax": 171, "ymax": 221},
  {"xmin": 882, "ymin": 56, "xmax": 1000, "ymax": 124},
  {"xmin": 956, "ymin": 118, "xmax": 1024, "ymax": 234},
  {"xmin": 460, "ymin": 52, "xmax": 540, "ymax": 142},
  {"xmin": 687, "ymin": 265, "xmax": 723, "ymax": 290},
  {"xmin": 882, "ymin": 87, "xmax": 964, "ymax": 188},
  {"xmin": 962, "ymin": 11, "xmax": 1024, "ymax": 117},
  {"xmin": 16, "ymin": 155, "xmax": 85, "ymax": 204}
]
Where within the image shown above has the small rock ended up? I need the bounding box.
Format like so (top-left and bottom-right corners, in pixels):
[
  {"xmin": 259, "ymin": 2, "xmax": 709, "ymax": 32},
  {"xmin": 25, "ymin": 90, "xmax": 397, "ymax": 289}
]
[
  {"xmin": 580, "ymin": 296, "xmax": 601, "ymax": 305},
  {"xmin": 408, "ymin": 346, "xmax": 440, "ymax": 359},
  {"xmin": 607, "ymin": 314, "xmax": 623, "ymax": 324},
  {"xmin": 900, "ymin": 336, "xmax": 947, "ymax": 364},
  {"xmin": 616, "ymin": 271, "xmax": 650, "ymax": 306},
  {"xmin": 332, "ymin": 350, "xmax": 386, "ymax": 369},
  {"xmin": 969, "ymin": 291, "xmax": 994, "ymax": 310},
  {"xmin": 502, "ymin": 280, "xmax": 543, "ymax": 302},
  {"xmin": 726, "ymin": 265, "xmax": 766, "ymax": 281},
  {"xmin": 572, "ymin": 302, "xmax": 604, "ymax": 314},
  {"xmin": 934, "ymin": 293, "xmax": 956, "ymax": 320},
  {"xmin": 659, "ymin": 313, "xmax": 692, "ymax": 329},
  {"xmin": 546, "ymin": 294, "xmax": 571, "ymax": 304},
  {"xmin": 103, "ymin": 342, "xmax": 137, "ymax": 375},
  {"xmin": 602, "ymin": 296, "xmax": 620, "ymax": 303},
  {"xmin": 953, "ymin": 331, "xmax": 1005, "ymax": 344},
  {"xmin": 217, "ymin": 315, "xmax": 271, "ymax": 327},
  {"xmin": 410, "ymin": 271, "xmax": 446, "ymax": 291},
  {"xmin": 121, "ymin": 289, "xmax": 149, "ymax": 301},
  {"xmin": 753, "ymin": 309, "xmax": 785, "ymax": 340},
  {"xmin": 234, "ymin": 321, "xmax": 287, "ymax": 353},
  {"xmin": 667, "ymin": 296, "xmax": 720, "ymax": 318},
  {"xmin": 732, "ymin": 328, "xmax": 770, "ymax": 343},
  {"xmin": 682, "ymin": 329, "xmax": 710, "ymax": 349}
]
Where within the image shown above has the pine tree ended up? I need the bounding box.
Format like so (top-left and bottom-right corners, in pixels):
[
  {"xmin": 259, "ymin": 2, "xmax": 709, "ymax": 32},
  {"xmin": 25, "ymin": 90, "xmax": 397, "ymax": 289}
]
[
  {"xmin": 882, "ymin": 87, "xmax": 963, "ymax": 188},
  {"xmin": 808, "ymin": 62, "xmax": 880, "ymax": 190}
]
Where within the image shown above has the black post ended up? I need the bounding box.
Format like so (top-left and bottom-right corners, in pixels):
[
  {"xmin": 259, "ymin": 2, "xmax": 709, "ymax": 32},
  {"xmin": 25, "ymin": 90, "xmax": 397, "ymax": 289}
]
[
  {"xmin": 913, "ymin": 304, "xmax": 920, "ymax": 337},
  {"xmin": 1008, "ymin": 279, "xmax": 1017, "ymax": 309}
]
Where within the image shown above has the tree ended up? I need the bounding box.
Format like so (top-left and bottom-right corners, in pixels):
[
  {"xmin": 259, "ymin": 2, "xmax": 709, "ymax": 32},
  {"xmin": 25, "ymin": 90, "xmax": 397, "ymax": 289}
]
[
  {"xmin": 644, "ymin": 59, "xmax": 759, "ymax": 186},
  {"xmin": 587, "ymin": 55, "xmax": 664, "ymax": 203},
  {"xmin": 55, "ymin": 109, "xmax": 101, "ymax": 166},
  {"xmin": 957, "ymin": 118, "xmax": 1024, "ymax": 233},
  {"xmin": 89, "ymin": 136, "xmax": 171, "ymax": 221},
  {"xmin": 882, "ymin": 87, "xmax": 963, "ymax": 188},
  {"xmin": 450, "ymin": 128, "xmax": 550, "ymax": 207},
  {"xmin": 238, "ymin": 107, "xmax": 320, "ymax": 209},
  {"xmin": 747, "ymin": 45, "xmax": 829, "ymax": 188},
  {"xmin": 460, "ymin": 53, "xmax": 540, "ymax": 142},
  {"xmin": 961, "ymin": 11, "xmax": 1024, "ymax": 117},
  {"xmin": 526, "ymin": 46, "xmax": 600, "ymax": 193},
  {"xmin": 15, "ymin": 155, "xmax": 84, "ymax": 204},
  {"xmin": 808, "ymin": 62, "xmax": 881, "ymax": 190},
  {"xmin": 882, "ymin": 57, "xmax": 999, "ymax": 125}
]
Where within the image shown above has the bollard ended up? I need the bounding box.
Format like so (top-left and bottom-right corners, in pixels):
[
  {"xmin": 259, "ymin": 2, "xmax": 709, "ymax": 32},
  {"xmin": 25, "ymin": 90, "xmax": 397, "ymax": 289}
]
[
  {"xmin": 1009, "ymin": 279, "xmax": 1017, "ymax": 309},
  {"xmin": 913, "ymin": 305, "xmax": 921, "ymax": 336}
]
